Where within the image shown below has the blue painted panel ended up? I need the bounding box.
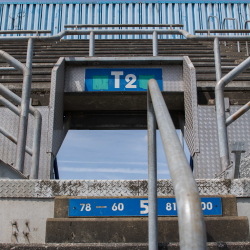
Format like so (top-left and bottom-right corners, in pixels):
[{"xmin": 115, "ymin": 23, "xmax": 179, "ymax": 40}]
[
  {"xmin": 69, "ymin": 197, "xmax": 222, "ymax": 217},
  {"xmin": 85, "ymin": 68, "xmax": 163, "ymax": 91}
]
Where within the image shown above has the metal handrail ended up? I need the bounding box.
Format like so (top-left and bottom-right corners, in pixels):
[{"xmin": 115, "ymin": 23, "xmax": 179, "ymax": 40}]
[
  {"xmin": 208, "ymin": 16, "xmax": 219, "ymax": 31},
  {"xmin": 214, "ymin": 39, "xmax": 250, "ymax": 175},
  {"xmin": 0, "ymin": 96, "xmax": 32, "ymax": 156},
  {"xmin": 147, "ymin": 79, "xmax": 206, "ymax": 250},
  {"xmin": 222, "ymin": 17, "xmax": 240, "ymax": 51},
  {"xmin": 0, "ymin": 50, "xmax": 41, "ymax": 179},
  {"xmin": 244, "ymin": 21, "xmax": 250, "ymax": 56},
  {"xmin": 0, "ymin": 30, "xmax": 51, "ymax": 35},
  {"xmin": 65, "ymin": 24, "xmax": 184, "ymax": 29}
]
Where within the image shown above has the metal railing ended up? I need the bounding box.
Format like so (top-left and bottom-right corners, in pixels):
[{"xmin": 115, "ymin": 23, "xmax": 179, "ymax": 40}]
[
  {"xmin": 245, "ymin": 20, "xmax": 250, "ymax": 56},
  {"xmin": 147, "ymin": 79, "xmax": 206, "ymax": 250},
  {"xmin": 65, "ymin": 24, "xmax": 184, "ymax": 29},
  {"xmin": 0, "ymin": 28, "xmax": 248, "ymax": 178},
  {"xmin": 0, "ymin": 50, "xmax": 41, "ymax": 179},
  {"xmin": 208, "ymin": 16, "xmax": 219, "ymax": 31},
  {"xmin": 214, "ymin": 37, "xmax": 250, "ymax": 176}
]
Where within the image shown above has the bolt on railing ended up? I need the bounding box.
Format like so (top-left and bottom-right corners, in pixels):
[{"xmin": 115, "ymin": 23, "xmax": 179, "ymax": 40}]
[{"xmin": 147, "ymin": 79, "xmax": 206, "ymax": 250}]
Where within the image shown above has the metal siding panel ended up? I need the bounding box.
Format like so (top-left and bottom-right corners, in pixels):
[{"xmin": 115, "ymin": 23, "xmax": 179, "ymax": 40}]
[
  {"xmin": 33, "ymin": 4, "xmax": 40, "ymax": 31},
  {"xmin": 188, "ymin": 3, "xmax": 194, "ymax": 36},
  {"xmin": 47, "ymin": 4, "xmax": 54, "ymax": 36},
  {"xmin": 7, "ymin": 4, "xmax": 15, "ymax": 36},
  {"xmin": 141, "ymin": 3, "xmax": 146, "ymax": 39},
  {"xmin": 167, "ymin": 3, "xmax": 172, "ymax": 39},
  {"xmin": 148, "ymin": 3, "xmax": 153, "ymax": 39},
  {"xmin": 134, "ymin": 3, "xmax": 139, "ymax": 39},
  {"xmin": 128, "ymin": 3, "xmax": 132, "ymax": 39},
  {"xmin": 94, "ymin": 4, "xmax": 100, "ymax": 39},
  {"xmin": 175, "ymin": 3, "xmax": 181, "ymax": 39},
  {"xmin": 40, "ymin": 4, "xmax": 47, "ymax": 36},
  {"xmin": 20, "ymin": 4, "xmax": 28, "ymax": 36},
  {"xmin": 101, "ymin": 3, "xmax": 106, "ymax": 39},
  {"xmin": 1, "ymin": 5, "xmax": 8, "ymax": 35},
  {"xmin": 81, "ymin": 4, "xmax": 86, "ymax": 39},
  {"xmin": 27, "ymin": 4, "xmax": 35, "ymax": 36},
  {"xmin": 214, "ymin": 4, "xmax": 220, "ymax": 29},
  {"xmin": 54, "ymin": 4, "xmax": 60, "ymax": 36},
  {"xmin": 13, "ymin": 4, "xmax": 20, "ymax": 36}
]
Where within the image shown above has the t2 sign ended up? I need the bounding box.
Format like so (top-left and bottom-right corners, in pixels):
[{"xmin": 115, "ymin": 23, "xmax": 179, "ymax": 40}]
[{"xmin": 85, "ymin": 68, "xmax": 163, "ymax": 91}]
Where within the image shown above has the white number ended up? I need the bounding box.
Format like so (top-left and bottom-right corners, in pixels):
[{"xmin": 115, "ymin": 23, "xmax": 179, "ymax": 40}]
[
  {"xmin": 80, "ymin": 203, "xmax": 85, "ymax": 211},
  {"xmin": 111, "ymin": 71, "xmax": 123, "ymax": 88},
  {"xmin": 112, "ymin": 203, "xmax": 117, "ymax": 211},
  {"xmin": 201, "ymin": 202, "xmax": 206, "ymax": 210},
  {"xmin": 112, "ymin": 203, "xmax": 124, "ymax": 211},
  {"xmin": 166, "ymin": 203, "xmax": 172, "ymax": 211},
  {"xmin": 173, "ymin": 203, "xmax": 176, "ymax": 211},
  {"xmin": 125, "ymin": 74, "xmax": 137, "ymax": 88},
  {"xmin": 207, "ymin": 202, "xmax": 212, "ymax": 210},
  {"xmin": 86, "ymin": 203, "xmax": 91, "ymax": 211},
  {"xmin": 80, "ymin": 203, "xmax": 91, "ymax": 212},
  {"xmin": 118, "ymin": 203, "xmax": 124, "ymax": 211},
  {"xmin": 140, "ymin": 200, "xmax": 148, "ymax": 214}
]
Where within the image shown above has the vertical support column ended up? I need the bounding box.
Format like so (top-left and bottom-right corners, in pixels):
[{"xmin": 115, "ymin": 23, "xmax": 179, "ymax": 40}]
[
  {"xmin": 147, "ymin": 90, "xmax": 158, "ymax": 250},
  {"xmin": 214, "ymin": 37, "xmax": 230, "ymax": 173},
  {"xmin": 15, "ymin": 39, "xmax": 33, "ymax": 172},
  {"xmin": 153, "ymin": 31, "xmax": 158, "ymax": 57},
  {"xmin": 89, "ymin": 31, "xmax": 95, "ymax": 57}
]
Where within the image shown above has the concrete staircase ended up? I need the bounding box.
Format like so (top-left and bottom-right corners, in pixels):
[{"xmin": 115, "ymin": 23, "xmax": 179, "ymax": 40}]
[{"xmin": 45, "ymin": 195, "xmax": 249, "ymax": 247}]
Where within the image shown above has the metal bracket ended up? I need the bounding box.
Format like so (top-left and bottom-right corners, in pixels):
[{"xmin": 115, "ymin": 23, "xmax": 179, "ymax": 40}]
[{"xmin": 226, "ymin": 142, "xmax": 246, "ymax": 179}]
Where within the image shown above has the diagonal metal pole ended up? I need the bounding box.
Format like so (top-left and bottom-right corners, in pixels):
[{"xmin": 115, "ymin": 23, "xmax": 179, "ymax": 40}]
[{"xmin": 147, "ymin": 87, "xmax": 158, "ymax": 250}]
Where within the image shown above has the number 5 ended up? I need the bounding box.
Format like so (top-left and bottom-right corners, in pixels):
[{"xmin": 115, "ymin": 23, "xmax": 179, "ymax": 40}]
[{"xmin": 140, "ymin": 200, "xmax": 148, "ymax": 214}]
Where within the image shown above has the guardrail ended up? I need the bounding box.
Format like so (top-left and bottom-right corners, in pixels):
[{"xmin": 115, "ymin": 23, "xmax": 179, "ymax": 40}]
[
  {"xmin": 65, "ymin": 24, "xmax": 184, "ymax": 29},
  {"xmin": 214, "ymin": 37, "xmax": 250, "ymax": 177},
  {"xmin": 147, "ymin": 79, "xmax": 206, "ymax": 250},
  {"xmin": 0, "ymin": 50, "xmax": 41, "ymax": 179},
  {"xmin": 0, "ymin": 27, "xmax": 248, "ymax": 179}
]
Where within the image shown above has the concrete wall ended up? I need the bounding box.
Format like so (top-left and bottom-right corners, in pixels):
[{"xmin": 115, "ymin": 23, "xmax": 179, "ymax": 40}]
[{"xmin": 0, "ymin": 198, "xmax": 54, "ymax": 243}]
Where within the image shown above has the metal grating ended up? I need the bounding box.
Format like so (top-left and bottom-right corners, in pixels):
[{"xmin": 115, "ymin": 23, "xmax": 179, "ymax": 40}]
[
  {"xmin": 183, "ymin": 56, "xmax": 199, "ymax": 159},
  {"xmin": 0, "ymin": 107, "xmax": 49, "ymax": 179},
  {"xmin": 1, "ymin": 179, "xmax": 250, "ymax": 198}
]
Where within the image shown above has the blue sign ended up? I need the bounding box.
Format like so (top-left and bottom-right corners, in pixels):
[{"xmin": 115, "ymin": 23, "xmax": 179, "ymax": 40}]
[
  {"xmin": 85, "ymin": 68, "xmax": 163, "ymax": 91},
  {"xmin": 69, "ymin": 197, "xmax": 222, "ymax": 217}
]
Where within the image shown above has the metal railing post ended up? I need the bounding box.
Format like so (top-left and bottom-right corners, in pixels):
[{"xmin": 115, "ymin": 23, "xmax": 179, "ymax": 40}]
[
  {"xmin": 148, "ymin": 79, "xmax": 206, "ymax": 250},
  {"xmin": 215, "ymin": 57, "xmax": 250, "ymax": 173},
  {"xmin": 89, "ymin": 31, "xmax": 95, "ymax": 57},
  {"xmin": 214, "ymin": 38, "xmax": 222, "ymax": 82},
  {"xmin": 208, "ymin": 16, "xmax": 219, "ymax": 30},
  {"xmin": 153, "ymin": 31, "xmax": 158, "ymax": 56},
  {"xmin": 147, "ymin": 88, "xmax": 158, "ymax": 250},
  {"xmin": 26, "ymin": 38, "xmax": 34, "ymax": 70}
]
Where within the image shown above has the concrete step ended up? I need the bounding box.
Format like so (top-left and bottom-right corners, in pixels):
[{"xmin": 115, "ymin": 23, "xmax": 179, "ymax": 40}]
[
  {"xmin": 1, "ymin": 242, "xmax": 250, "ymax": 250},
  {"xmin": 46, "ymin": 216, "xmax": 249, "ymax": 243}
]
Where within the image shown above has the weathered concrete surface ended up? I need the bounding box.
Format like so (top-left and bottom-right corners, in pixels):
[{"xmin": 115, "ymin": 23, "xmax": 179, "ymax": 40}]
[
  {"xmin": 1, "ymin": 242, "xmax": 250, "ymax": 249},
  {"xmin": 0, "ymin": 198, "xmax": 54, "ymax": 244},
  {"xmin": 46, "ymin": 216, "xmax": 249, "ymax": 243},
  {"xmin": 53, "ymin": 195, "xmax": 237, "ymax": 218}
]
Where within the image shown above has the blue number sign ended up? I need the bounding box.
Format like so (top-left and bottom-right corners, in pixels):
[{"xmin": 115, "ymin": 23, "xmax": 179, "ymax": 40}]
[
  {"xmin": 85, "ymin": 68, "xmax": 163, "ymax": 91},
  {"xmin": 69, "ymin": 197, "xmax": 222, "ymax": 217}
]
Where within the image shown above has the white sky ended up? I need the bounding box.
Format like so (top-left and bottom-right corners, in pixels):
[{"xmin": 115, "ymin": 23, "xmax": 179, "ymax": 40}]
[{"xmin": 57, "ymin": 129, "xmax": 191, "ymax": 180}]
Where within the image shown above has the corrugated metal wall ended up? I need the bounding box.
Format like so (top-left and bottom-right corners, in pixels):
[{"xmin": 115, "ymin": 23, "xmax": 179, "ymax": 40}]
[{"xmin": 0, "ymin": 2, "xmax": 250, "ymax": 39}]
